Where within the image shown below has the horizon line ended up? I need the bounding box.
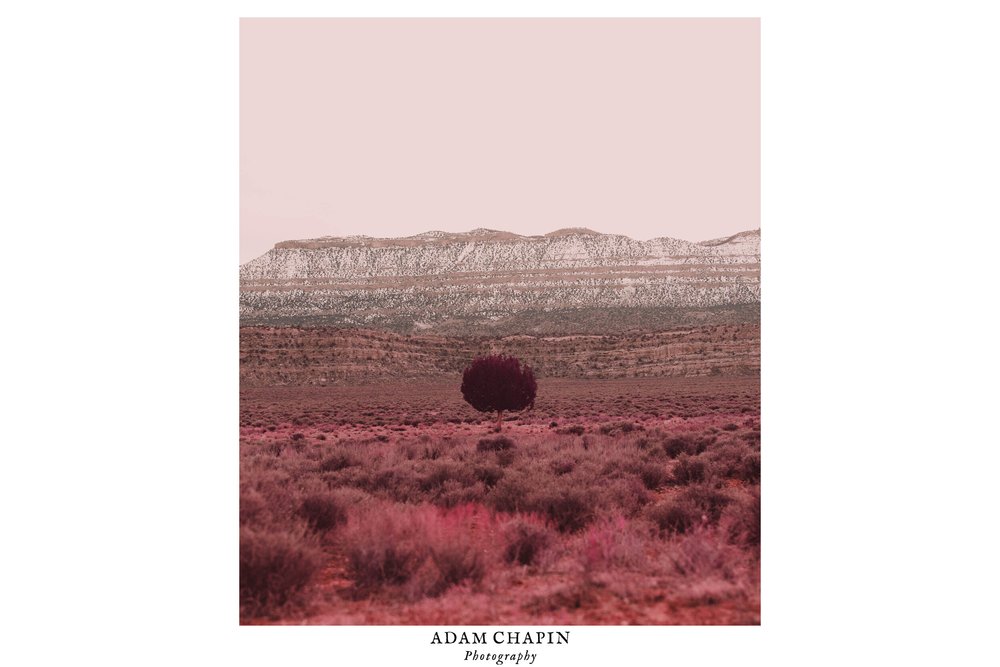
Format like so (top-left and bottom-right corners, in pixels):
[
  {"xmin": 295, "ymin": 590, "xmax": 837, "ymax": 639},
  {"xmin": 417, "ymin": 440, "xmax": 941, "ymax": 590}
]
[{"xmin": 241, "ymin": 226, "xmax": 761, "ymax": 266}]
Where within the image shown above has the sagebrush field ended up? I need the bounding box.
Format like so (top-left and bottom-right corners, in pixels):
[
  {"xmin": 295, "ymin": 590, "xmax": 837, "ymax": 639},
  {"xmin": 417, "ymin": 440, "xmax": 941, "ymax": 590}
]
[{"xmin": 240, "ymin": 374, "xmax": 760, "ymax": 624}]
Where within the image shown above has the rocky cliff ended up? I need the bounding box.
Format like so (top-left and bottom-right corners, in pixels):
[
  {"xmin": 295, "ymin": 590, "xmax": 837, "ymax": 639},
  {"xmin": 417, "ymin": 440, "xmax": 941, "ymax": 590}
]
[{"xmin": 240, "ymin": 228, "xmax": 759, "ymax": 334}]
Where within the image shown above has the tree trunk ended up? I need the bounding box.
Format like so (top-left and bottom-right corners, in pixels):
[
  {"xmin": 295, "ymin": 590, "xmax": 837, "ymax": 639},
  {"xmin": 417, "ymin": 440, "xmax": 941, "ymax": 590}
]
[{"xmin": 496, "ymin": 410, "xmax": 504, "ymax": 432}]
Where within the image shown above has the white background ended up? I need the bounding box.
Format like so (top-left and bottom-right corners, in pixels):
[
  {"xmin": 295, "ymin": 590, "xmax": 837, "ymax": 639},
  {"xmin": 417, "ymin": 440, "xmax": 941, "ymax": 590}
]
[{"xmin": 2, "ymin": 1, "xmax": 998, "ymax": 666}]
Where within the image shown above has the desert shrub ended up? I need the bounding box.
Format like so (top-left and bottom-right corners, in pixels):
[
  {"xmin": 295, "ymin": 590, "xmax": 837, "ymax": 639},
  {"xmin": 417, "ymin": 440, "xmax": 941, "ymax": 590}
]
[
  {"xmin": 532, "ymin": 488, "xmax": 594, "ymax": 533},
  {"xmin": 721, "ymin": 423, "xmax": 739, "ymax": 431},
  {"xmin": 668, "ymin": 529, "xmax": 747, "ymax": 582},
  {"xmin": 324, "ymin": 486, "xmax": 373, "ymax": 508},
  {"xmin": 473, "ymin": 463, "xmax": 504, "ymax": 488},
  {"xmin": 550, "ymin": 460, "xmax": 575, "ymax": 476},
  {"xmin": 705, "ymin": 442, "xmax": 759, "ymax": 481},
  {"xmin": 291, "ymin": 432, "xmax": 305, "ymax": 441},
  {"xmin": 241, "ymin": 468, "xmax": 298, "ymax": 521},
  {"xmin": 399, "ymin": 535, "xmax": 488, "ymax": 599},
  {"xmin": 488, "ymin": 477, "xmax": 531, "ymax": 513},
  {"xmin": 418, "ymin": 461, "xmax": 470, "ymax": 492},
  {"xmin": 496, "ymin": 448, "xmax": 517, "ymax": 467},
  {"xmin": 477, "ymin": 436, "xmax": 515, "ymax": 452},
  {"xmin": 679, "ymin": 485, "xmax": 734, "ymax": 524},
  {"xmin": 240, "ymin": 527, "xmax": 323, "ymax": 617},
  {"xmin": 708, "ymin": 445, "xmax": 760, "ymax": 483},
  {"xmin": 342, "ymin": 503, "xmax": 496, "ymax": 598},
  {"xmin": 503, "ymin": 517, "xmax": 553, "ymax": 566},
  {"xmin": 318, "ymin": 451, "xmax": 357, "ymax": 472},
  {"xmin": 240, "ymin": 490, "xmax": 268, "ymax": 525},
  {"xmin": 436, "ymin": 479, "xmax": 487, "ymax": 508},
  {"xmin": 638, "ymin": 463, "xmax": 669, "ymax": 490},
  {"xmin": 600, "ymin": 458, "xmax": 626, "ymax": 477},
  {"xmin": 636, "ymin": 435, "xmax": 666, "ymax": 452},
  {"xmin": 298, "ymin": 492, "xmax": 348, "ymax": 532},
  {"xmin": 428, "ymin": 538, "xmax": 486, "ymax": 591},
  {"xmin": 365, "ymin": 466, "xmax": 422, "ymax": 503},
  {"xmin": 723, "ymin": 490, "xmax": 761, "ymax": 550},
  {"xmin": 663, "ymin": 433, "xmax": 714, "ymax": 457},
  {"xmin": 600, "ymin": 476, "xmax": 652, "ymax": 516},
  {"xmin": 579, "ymin": 515, "xmax": 646, "ymax": 571},
  {"xmin": 672, "ymin": 455, "xmax": 707, "ymax": 485},
  {"xmin": 342, "ymin": 510, "xmax": 427, "ymax": 591},
  {"xmin": 557, "ymin": 425, "xmax": 586, "ymax": 436},
  {"xmin": 736, "ymin": 453, "xmax": 761, "ymax": 483},
  {"xmin": 599, "ymin": 421, "xmax": 641, "ymax": 436},
  {"xmin": 421, "ymin": 442, "xmax": 445, "ymax": 459},
  {"xmin": 662, "ymin": 435, "xmax": 696, "ymax": 458},
  {"xmin": 648, "ymin": 499, "xmax": 701, "ymax": 535}
]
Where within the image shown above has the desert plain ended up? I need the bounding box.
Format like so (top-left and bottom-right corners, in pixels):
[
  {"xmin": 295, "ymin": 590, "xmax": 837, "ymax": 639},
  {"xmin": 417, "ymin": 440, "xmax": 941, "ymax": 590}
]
[{"xmin": 240, "ymin": 326, "xmax": 760, "ymax": 624}]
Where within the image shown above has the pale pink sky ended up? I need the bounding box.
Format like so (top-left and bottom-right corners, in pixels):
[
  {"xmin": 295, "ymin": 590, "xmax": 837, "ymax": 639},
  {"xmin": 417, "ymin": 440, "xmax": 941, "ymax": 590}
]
[{"xmin": 240, "ymin": 18, "xmax": 759, "ymax": 264}]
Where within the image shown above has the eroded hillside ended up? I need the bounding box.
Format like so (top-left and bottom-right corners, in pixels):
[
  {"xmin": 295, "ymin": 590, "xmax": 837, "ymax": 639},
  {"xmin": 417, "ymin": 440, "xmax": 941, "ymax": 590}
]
[
  {"xmin": 240, "ymin": 228, "xmax": 760, "ymax": 333},
  {"xmin": 239, "ymin": 324, "xmax": 760, "ymax": 386}
]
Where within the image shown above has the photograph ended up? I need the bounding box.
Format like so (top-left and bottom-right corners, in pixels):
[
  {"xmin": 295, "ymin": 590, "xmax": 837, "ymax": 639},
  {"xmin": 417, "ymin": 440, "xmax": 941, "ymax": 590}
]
[
  {"xmin": 6, "ymin": 2, "xmax": 999, "ymax": 666},
  {"xmin": 239, "ymin": 17, "xmax": 760, "ymax": 625}
]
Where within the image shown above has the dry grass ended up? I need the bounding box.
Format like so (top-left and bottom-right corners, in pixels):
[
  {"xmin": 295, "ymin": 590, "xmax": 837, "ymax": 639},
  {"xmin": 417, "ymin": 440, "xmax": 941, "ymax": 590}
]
[
  {"xmin": 239, "ymin": 375, "xmax": 760, "ymax": 624},
  {"xmin": 239, "ymin": 526, "xmax": 323, "ymax": 618}
]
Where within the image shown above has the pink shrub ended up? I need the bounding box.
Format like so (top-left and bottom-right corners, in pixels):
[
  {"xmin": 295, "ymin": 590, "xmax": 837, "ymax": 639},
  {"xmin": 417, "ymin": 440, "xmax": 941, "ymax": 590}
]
[
  {"xmin": 722, "ymin": 490, "xmax": 760, "ymax": 551},
  {"xmin": 502, "ymin": 514, "xmax": 555, "ymax": 566},
  {"xmin": 240, "ymin": 489, "xmax": 268, "ymax": 525},
  {"xmin": 647, "ymin": 498, "xmax": 701, "ymax": 535},
  {"xmin": 240, "ymin": 526, "xmax": 323, "ymax": 618},
  {"xmin": 672, "ymin": 455, "xmax": 707, "ymax": 485},
  {"xmin": 667, "ymin": 527, "xmax": 751, "ymax": 583},
  {"xmin": 341, "ymin": 505, "xmax": 427, "ymax": 592},
  {"xmin": 340, "ymin": 502, "xmax": 499, "ymax": 598},
  {"xmin": 579, "ymin": 515, "xmax": 646, "ymax": 573},
  {"xmin": 420, "ymin": 504, "xmax": 494, "ymax": 595},
  {"xmin": 679, "ymin": 484, "xmax": 734, "ymax": 524},
  {"xmin": 298, "ymin": 492, "xmax": 348, "ymax": 532}
]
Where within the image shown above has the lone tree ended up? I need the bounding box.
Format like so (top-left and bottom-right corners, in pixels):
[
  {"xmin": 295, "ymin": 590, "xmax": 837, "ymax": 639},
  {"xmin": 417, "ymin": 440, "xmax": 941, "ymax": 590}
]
[{"xmin": 461, "ymin": 354, "xmax": 537, "ymax": 431}]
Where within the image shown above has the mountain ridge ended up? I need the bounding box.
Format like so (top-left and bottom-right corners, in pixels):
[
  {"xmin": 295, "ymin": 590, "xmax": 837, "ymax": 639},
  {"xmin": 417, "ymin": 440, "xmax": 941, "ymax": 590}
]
[
  {"xmin": 251, "ymin": 227, "xmax": 759, "ymax": 260},
  {"xmin": 240, "ymin": 227, "xmax": 760, "ymax": 334}
]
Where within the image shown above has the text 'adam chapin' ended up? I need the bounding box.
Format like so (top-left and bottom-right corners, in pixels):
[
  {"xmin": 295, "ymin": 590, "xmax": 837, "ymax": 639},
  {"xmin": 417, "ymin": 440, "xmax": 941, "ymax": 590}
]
[
  {"xmin": 431, "ymin": 630, "xmax": 570, "ymax": 664},
  {"xmin": 431, "ymin": 631, "xmax": 569, "ymax": 646}
]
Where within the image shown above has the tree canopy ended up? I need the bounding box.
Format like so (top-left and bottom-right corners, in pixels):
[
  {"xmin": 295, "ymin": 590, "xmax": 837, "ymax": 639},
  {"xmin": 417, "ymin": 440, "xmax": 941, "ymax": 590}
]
[{"xmin": 460, "ymin": 355, "xmax": 537, "ymax": 428}]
